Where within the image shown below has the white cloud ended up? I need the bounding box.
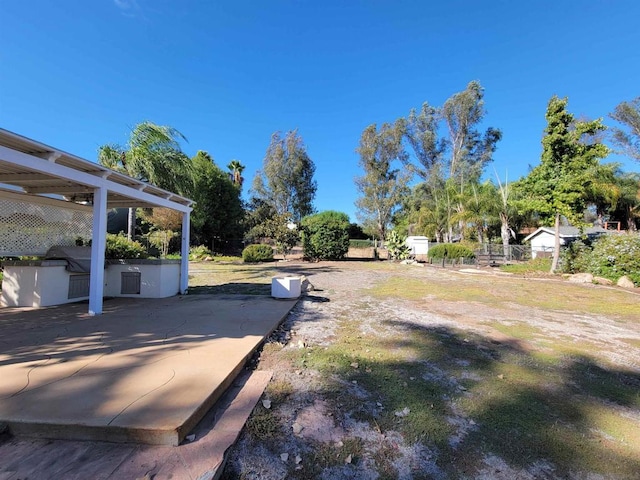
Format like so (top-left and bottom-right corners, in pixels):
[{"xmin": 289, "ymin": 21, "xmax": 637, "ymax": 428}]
[{"xmin": 113, "ymin": 0, "xmax": 142, "ymax": 17}]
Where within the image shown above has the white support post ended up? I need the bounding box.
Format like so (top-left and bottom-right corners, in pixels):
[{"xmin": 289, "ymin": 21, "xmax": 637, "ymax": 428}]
[
  {"xmin": 89, "ymin": 186, "xmax": 107, "ymax": 315},
  {"xmin": 180, "ymin": 210, "xmax": 190, "ymax": 294}
]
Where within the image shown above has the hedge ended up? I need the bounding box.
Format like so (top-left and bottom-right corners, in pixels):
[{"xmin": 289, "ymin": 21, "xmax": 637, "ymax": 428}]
[
  {"xmin": 105, "ymin": 234, "xmax": 148, "ymax": 259},
  {"xmin": 427, "ymin": 243, "xmax": 475, "ymax": 260},
  {"xmin": 242, "ymin": 244, "xmax": 274, "ymax": 263}
]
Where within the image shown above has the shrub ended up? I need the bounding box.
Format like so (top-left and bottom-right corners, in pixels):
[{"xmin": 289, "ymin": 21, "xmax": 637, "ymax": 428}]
[
  {"xmin": 386, "ymin": 230, "xmax": 410, "ymax": 260},
  {"xmin": 427, "ymin": 243, "xmax": 475, "ymax": 260},
  {"xmin": 301, "ymin": 211, "xmax": 350, "ymax": 260},
  {"xmin": 189, "ymin": 245, "xmax": 213, "ymax": 261},
  {"xmin": 573, "ymin": 233, "xmax": 640, "ymax": 285},
  {"xmin": 105, "ymin": 234, "xmax": 148, "ymax": 259},
  {"xmin": 242, "ymin": 244, "xmax": 274, "ymax": 263},
  {"xmin": 559, "ymin": 239, "xmax": 593, "ymax": 274},
  {"xmin": 246, "ymin": 213, "xmax": 299, "ymax": 259}
]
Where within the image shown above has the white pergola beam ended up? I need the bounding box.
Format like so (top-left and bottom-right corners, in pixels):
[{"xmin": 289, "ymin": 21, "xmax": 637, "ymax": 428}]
[
  {"xmin": 180, "ymin": 211, "xmax": 190, "ymax": 294},
  {"xmin": 0, "ymin": 146, "xmax": 192, "ymax": 212},
  {"xmin": 0, "ymin": 173, "xmax": 52, "ymax": 181},
  {"xmin": 89, "ymin": 186, "xmax": 107, "ymax": 315},
  {"xmin": 25, "ymin": 186, "xmax": 93, "ymax": 194},
  {"xmin": 0, "ymin": 132, "xmax": 194, "ymax": 316}
]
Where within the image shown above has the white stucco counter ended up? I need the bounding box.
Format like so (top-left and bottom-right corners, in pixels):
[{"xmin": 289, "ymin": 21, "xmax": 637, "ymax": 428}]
[{"xmin": 1, "ymin": 259, "xmax": 181, "ymax": 307}]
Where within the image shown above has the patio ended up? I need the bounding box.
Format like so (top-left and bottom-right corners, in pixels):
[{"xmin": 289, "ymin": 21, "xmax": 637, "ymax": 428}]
[{"xmin": 0, "ymin": 293, "xmax": 297, "ymax": 446}]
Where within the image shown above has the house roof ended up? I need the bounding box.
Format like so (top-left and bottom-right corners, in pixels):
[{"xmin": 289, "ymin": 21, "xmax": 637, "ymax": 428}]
[{"xmin": 523, "ymin": 225, "xmax": 608, "ymax": 243}]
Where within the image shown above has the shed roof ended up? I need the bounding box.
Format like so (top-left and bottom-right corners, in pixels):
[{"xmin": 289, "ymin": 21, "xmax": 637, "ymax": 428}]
[{"xmin": 523, "ymin": 226, "xmax": 608, "ymax": 243}]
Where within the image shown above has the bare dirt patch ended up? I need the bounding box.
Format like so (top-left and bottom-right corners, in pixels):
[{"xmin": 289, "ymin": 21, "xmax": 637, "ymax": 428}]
[{"xmin": 216, "ymin": 260, "xmax": 640, "ymax": 480}]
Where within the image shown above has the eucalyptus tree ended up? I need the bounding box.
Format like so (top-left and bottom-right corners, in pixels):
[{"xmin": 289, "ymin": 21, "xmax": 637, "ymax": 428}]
[
  {"xmin": 610, "ymin": 97, "xmax": 640, "ymax": 162},
  {"xmin": 442, "ymin": 81, "xmax": 502, "ymax": 181},
  {"xmin": 98, "ymin": 121, "xmax": 192, "ymax": 239},
  {"xmin": 399, "ymin": 81, "xmax": 502, "ymax": 242},
  {"xmin": 400, "ymin": 81, "xmax": 501, "ymax": 183},
  {"xmin": 517, "ymin": 96, "xmax": 609, "ymax": 272},
  {"xmin": 251, "ymin": 130, "xmax": 317, "ymax": 223},
  {"xmin": 355, "ymin": 122, "xmax": 411, "ymax": 241},
  {"xmin": 400, "ymin": 102, "xmax": 446, "ymax": 184}
]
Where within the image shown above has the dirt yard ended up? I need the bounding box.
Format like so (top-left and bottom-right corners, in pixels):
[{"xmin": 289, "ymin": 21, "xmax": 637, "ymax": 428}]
[{"xmin": 191, "ymin": 260, "xmax": 640, "ymax": 480}]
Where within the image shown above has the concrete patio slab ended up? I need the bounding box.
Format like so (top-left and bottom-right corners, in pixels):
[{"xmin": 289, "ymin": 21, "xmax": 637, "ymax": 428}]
[
  {"xmin": 0, "ymin": 369, "xmax": 273, "ymax": 479},
  {"xmin": 0, "ymin": 294, "xmax": 296, "ymax": 446}
]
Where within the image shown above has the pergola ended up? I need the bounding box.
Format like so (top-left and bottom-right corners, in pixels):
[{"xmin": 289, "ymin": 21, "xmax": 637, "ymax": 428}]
[{"xmin": 0, "ymin": 128, "xmax": 193, "ymax": 315}]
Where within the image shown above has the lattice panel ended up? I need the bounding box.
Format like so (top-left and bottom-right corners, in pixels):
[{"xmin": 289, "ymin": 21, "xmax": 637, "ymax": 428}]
[{"xmin": 0, "ymin": 197, "xmax": 93, "ymax": 256}]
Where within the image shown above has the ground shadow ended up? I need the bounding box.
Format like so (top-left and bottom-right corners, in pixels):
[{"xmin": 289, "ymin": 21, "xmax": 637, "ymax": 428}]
[{"xmin": 224, "ymin": 317, "xmax": 640, "ymax": 479}]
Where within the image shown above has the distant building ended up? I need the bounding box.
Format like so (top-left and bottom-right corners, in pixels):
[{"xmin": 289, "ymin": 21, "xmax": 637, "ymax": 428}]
[
  {"xmin": 523, "ymin": 226, "xmax": 608, "ymax": 258},
  {"xmin": 405, "ymin": 236, "xmax": 429, "ymax": 257}
]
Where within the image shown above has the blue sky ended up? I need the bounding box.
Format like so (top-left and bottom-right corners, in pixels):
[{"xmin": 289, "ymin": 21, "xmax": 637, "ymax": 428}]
[{"xmin": 2, "ymin": 0, "xmax": 639, "ymax": 221}]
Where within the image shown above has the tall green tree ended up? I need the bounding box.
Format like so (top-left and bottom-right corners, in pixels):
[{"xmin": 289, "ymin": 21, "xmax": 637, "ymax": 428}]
[
  {"xmin": 244, "ymin": 197, "xmax": 277, "ymax": 236},
  {"xmin": 399, "ymin": 81, "xmax": 502, "ymax": 243},
  {"xmin": 517, "ymin": 96, "xmax": 609, "ymax": 272},
  {"xmin": 401, "ymin": 81, "xmax": 502, "ymax": 183},
  {"xmin": 442, "ymin": 80, "xmax": 502, "ymax": 180},
  {"xmin": 610, "ymin": 97, "xmax": 640, "ymax": 162},
  {"xmin": 355, "ymin": 122, "xmax": 410, "ymax": 241},
  {"xmin": 400, "ymin": 102, "xmax": 446, "ymax": 183},
  {"xmin": 189, "ymin": 151, "xmax": 244, "ymax": 251},
  {"xmin": 251, "ymin": 130, "xmax": 317, "ymax": 223},
  {"xmin": 98, "ymin": 121, "xmax": 192, "ymax": 239}
]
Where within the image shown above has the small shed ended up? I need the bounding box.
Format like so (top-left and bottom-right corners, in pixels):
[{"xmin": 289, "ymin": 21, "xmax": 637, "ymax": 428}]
[
  {"xmin": 523, "ymin": 226, "xmax": 608, "ymax": 258},
  {"xmin": 406, "ymin": 236, "xmax": 429, "ymax": 256}
]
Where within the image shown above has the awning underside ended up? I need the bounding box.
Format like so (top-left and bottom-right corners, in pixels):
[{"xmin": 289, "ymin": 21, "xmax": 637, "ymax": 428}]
[{"xmin": 0, "ymin": 129, "xmax": 193, "ymax": 210}]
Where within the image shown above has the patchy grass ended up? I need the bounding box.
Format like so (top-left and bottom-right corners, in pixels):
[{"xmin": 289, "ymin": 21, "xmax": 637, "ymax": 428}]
[
  {"xmin": 286, "ymin": 311, "xmax": 640, "ymax": 477},
  {"xmin": 187, "ymin": 262, "xmax": 281, "ymax": 294},
  {"xmin": 286, "ymin": 323, "xmax": 455, "ymax": 446},
  {"xmin": 369, "ymin": 270, "xmax": 640, "ymax": 321},
  {"xmin": 218, "ymin": 261, "xmax": 640, "ymax": 479},
  {"xmin": 458, "ymin": 352, "xmax": 640, "ymax": 477},
  {"xmin": 369, "ymin": 275, "xmax": 494, "ymax": 303},
  {"xmin": 264, "ymin": 379, "xmax": 295, "ymax": 404},
  {"xmin": 500, "ymin": 257, "xmax": 553, "ymax": 274},
  {"xmin": 244, "ymin": 405, "xmax": 282, "ymax": 440},
  {"xmin": 214, "ymin": 255, "xmax": 243, "ymax": 262},
  {"xmin": 485, "ymin": 321, "xmax": 544, "ymax": 341},
  {"xmin": 304, "ymin": 438, "xmax": 365, "ymax": 476}
]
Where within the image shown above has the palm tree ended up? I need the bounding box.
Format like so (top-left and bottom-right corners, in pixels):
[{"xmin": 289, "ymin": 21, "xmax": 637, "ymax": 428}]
[
  {"xmin": 98, "ymin": 122, "xmax": 192, "ymax": 239},
  {"xmin": 493, "ymin": 173, "xmax": 518, "ymax": 254},
  {"xmin": 611, "ymin": 172, "xmax": 640, "ymax": 231},
  {"xmin": 584, "ymin": 163, "xmax": 621, "ymax": 226},
  {"xmin": 227, "ymin": 159, "xmax": 245, "ymax": 187}
]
